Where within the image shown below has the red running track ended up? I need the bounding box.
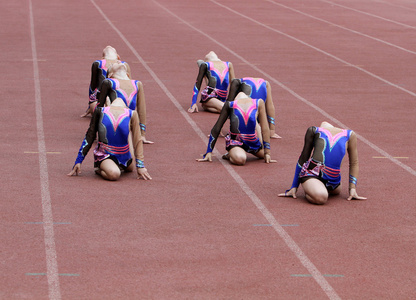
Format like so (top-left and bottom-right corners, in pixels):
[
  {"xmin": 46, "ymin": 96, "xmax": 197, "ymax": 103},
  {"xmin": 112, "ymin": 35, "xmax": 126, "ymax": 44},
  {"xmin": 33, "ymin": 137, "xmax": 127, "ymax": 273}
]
[{"xmin": 1, "ymin": 0, "xmax": 415, "ymax": 299}]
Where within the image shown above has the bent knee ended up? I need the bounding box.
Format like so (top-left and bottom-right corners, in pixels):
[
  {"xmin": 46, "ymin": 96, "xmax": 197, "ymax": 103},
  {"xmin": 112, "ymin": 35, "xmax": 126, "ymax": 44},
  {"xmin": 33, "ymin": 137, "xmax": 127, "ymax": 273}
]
[
  {"xmin": 230, "ymin": 155, "xmax": 246, "ymax": 166},
  {"xmin": 306, "ymin": 192, "xmax": 328, "ymax": 205},
  {"xmin": 104, "ymin": 169, "xmax": 121, "ymax": 181}
]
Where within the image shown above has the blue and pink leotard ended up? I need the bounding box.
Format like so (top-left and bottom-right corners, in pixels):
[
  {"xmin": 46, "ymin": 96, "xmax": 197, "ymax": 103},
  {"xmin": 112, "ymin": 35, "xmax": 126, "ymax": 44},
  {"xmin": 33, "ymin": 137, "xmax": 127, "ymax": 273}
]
[
  {"xmin": 290, "ymin": 126, "xmax": 353, "ymax": 190},
  {"xmin": 191, "ymin": 61, "xmax": 231, "ymax": 107},
  {"xmin": 205, "ymin": 98, "xmax": 265, "ymax": 156},
  {"xmin": 74, "ymin": 106, "xmax": 144, "ymax": 169}
]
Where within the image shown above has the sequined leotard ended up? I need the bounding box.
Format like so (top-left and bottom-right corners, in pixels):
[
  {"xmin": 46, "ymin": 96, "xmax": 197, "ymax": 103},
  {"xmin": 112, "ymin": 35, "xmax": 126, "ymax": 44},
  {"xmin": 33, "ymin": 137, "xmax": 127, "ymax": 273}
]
[
  {"xmin": 205, "ymin": 98, "xmax": 270, "ymax": 156},
  {"xmin": 88, "ymin": 59, "xmax": 127, "ymax": 102},
  {"xmin": 239, "ymin": 77, "xmax": 267, "ymax": 101},
  {"xmin": 104, "ymin": 78, "xmax": 140, "ymax": 110},
  {"xmin": 227, "ymin": 77, "xmax": 278, "ymax": 131},
  {"xmin": 97, "ymin": 78, "xmax": 147, "ymax": 136},
  {"xmin": 191, "ymin": 61, "xmax": 231, "ymax": 106},
  {"xmin": 74, "ymin": 106, "xmax": 144, "ymax": 169},
  {"xmin": 290, "ymin": 126, "xmax": 357, "ymax": 190}
]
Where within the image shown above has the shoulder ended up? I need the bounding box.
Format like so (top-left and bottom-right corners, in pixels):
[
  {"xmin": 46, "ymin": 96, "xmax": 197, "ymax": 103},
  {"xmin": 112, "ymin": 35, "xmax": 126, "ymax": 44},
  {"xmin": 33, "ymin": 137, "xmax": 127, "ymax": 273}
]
[
  {"xmin": 92, "ymin": 106, "xmax": 103, "ymax": 117},
  {"xmin": 306, "ymin": 126, "xmax": 317, "ymax": 135},
  {"xmin": 348, "ymin": 130, "xmax": 356, "ymax": 140},
  {"xmin": 131, "ymin": 109, "xmax": 139, "ymax": 119},
  {"xmin": 102, "ymin": 78, "xmax": 113, "ymax": 85},
  {"xmin": 135, "ymin": 80, "xmax": 143, "ymax": 87},
  {"xmin": 200, "ymin": 62, "xmax": 208, "ymax": 69},
  {"xmin": 91, "ymin": 60, "xmax": 101, "ymax": 69}
]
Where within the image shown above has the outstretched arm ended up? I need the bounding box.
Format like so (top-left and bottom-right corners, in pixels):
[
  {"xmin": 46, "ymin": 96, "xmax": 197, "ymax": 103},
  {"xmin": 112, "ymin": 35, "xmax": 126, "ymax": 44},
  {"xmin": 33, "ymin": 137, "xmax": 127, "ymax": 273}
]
[
  {"xmin": 97, "ymin": 79, "xmax": 116, "ymax": 107},
  {"xmin": 347, "ymin": 131, "xmax": 366, "ymax": 200},
  {"xmin": 228, "ymin": 62, "xmax": 236, "ymax": 82},
  {"xmin": 257, "ymin": 100, "xmax": 275, "ymax": 163},
  {"xmin": 279, "ymin": 126, "xmax": 315, "ymax": 196},
  {"xmin": 226, "ymin": 78, "xmax": 241, "ymax": 101},
  {"xmin": 68, "ymin": 109, "xmax": 100, "ymax": 176},
  {"xmin": 89, "ymin": 61, "xmax": 101, "ymax": 94},
  {"xmin": 131, "ymin": 110, "xmax": 152, "ymax": 180},
  {"xmin": 188, "ymin": 63, "xmax": 208, "ymax": 113},
  {"xmin": 197, "ymin": 102, "xmax": 231, "ymax": 162},
  {"xmin": 265, "ymin": 81, "xmax": 280, "ymax": 139},
  {"xmin": 135, "ymin": 81, "xmax": 153, "ymax": 144}
]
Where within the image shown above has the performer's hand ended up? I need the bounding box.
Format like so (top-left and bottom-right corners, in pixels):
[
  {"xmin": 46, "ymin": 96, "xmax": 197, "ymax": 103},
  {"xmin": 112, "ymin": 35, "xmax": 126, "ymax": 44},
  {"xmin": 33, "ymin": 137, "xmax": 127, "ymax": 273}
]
[
  {"xmin": 197, "ymin": 153, "xmax": 212, "ymax": 162},
  {"xmin": 141, "ymin": 136, "xmax": 154, "ymax": 144},
  {"xmin": 278, "ymin": 188, "xmax": 297, "ymax": 198},
  {"xmin": 67, "ymin": 163, "xmax": 81, "ymax": 176},
  {"xmin": 270, "ymin": 132, "xmax": 282, "ymax": 139},
  {"xmin": 188, "ymin": 104, "xmax": 199, "ymax": 113},
  {"xmin": 80, "ymin": 110, "xmax": 91, "ymax": 118},
  {"xmin": 264, "ymin": 154, "xmax": 277, "ymax": 164},
  {"xmin": 137, "ymin": 168, "xmax": 152, "ymax": 180},
  {"xmin": 347, "ymin": 188, "xmax": 367, "ymax": 201}
]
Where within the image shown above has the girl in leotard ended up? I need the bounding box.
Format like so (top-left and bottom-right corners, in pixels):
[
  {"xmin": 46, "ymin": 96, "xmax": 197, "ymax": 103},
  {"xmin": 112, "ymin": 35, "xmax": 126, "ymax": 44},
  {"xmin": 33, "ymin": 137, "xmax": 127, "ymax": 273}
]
[
  {"xmin": 197, "ymin": 92, "xmax": 276, "ymax": 165},
  {"xmin": 279, "ymin": 121, "xmax": 366, "ymax": 204},
  {"xmin": 228, "ymin": 77, "xmax": 281, "ymax": 139},
  {"xmin": 97, "ymin": 62, "xmax": 153, "ymax": 144},
  {"xmin": 69, "ymin": 98, "xmax": 151, "ymax": 181},
  {"xmin": 188, "ymin": 51, "xmax": 235, "ymax": 114},
  {"xmin": 81, "ymin": 46, "xmax": 131, "ymax": 117}
]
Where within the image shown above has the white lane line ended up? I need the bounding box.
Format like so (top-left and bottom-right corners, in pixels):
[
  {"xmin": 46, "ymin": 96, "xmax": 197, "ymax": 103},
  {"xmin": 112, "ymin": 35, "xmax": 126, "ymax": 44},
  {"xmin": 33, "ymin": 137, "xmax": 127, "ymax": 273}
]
[
  {"xmin": 28, "ymin": 0, "xmax": 61, "ymax": 299},
  {"xmin": 91, "ymin": 0, "xmax": 341, "ymax": 299},
  {"xmin": 266, "ymin": 0, "xmax": 416, "ymax": 55},
  {"xmin": 320, "ymin": 0, "xmax": 416, "ymax": 29},
  {"xmin": 371, "ymin": 0, "xmax": 416, "ymax": 12},
  {"xmin": 211, "ymin": 0, "xmax": 416, "ymax": 99},
  {"xmin": 208, "ymin": 0, "xmax": 416, "ymax": 177}
]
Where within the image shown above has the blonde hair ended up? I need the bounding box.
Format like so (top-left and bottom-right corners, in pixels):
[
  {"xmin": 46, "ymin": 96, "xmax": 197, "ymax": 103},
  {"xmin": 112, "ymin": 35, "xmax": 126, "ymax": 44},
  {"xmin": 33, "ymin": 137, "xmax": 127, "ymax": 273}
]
[
  {"xmin": 102, "ymin": 46, "xmax": 118, "ymax": 60},
  {"xmin": 107, "ymin": 62, "xmax": 128, "ymax": 79},
  {"xmin": 204, "ymin": 51, "xmax": 220, "ymax": 62},
  {"xmin": 320, "ymin": 121, "xmax": 334, "ymax": 129}
]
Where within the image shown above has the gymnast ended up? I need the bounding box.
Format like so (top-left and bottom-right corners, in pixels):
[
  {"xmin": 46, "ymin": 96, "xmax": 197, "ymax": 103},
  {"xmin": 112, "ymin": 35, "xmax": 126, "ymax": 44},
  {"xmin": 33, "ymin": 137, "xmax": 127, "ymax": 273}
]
[
  {"xmin": 97, "ymin": 62, "xmax": 153, "ymax": 144},
  {"xmin": 278, "ymin": 121, "xmax": 366, "ymax": 204},
  {"xmin": 81, "ymin": 46, "xmax": 131, "ymax": 117},
  {"xmin": 68, "ymin": 97, "xmax": 151, "ymax": 181},
  {"xmin": 197, "ymin": 91, "xmax": 276, "ymax": 165},
  {"xmin": 227, "ymin": 77, "xmax": 281, "ymax": 139},
  {"xmin": 188, "ymin": 51, "xmax": 235, "ymax": 114}
]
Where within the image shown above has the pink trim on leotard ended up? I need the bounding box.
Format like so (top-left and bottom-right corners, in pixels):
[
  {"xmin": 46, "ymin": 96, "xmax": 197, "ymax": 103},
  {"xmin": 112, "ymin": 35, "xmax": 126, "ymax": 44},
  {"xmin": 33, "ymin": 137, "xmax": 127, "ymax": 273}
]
[
  {"xmin": 243, "ymin": 77, "xmax": 265, "ymax": 91},
  {"xmin": 112, "ymin": 79, "xmax": 138, "ymax": 107},
  {"xmin": 103, "ymin": 107, "xmax": 130, "ymax": 133},
  {"xmin": 208, "ymin": 61, "xmax": 228, "ymax": 84},
  {"xmin": 233, "ymin": 98, "xmax": 257, "ymax": 126},
  {"xmin": 317, "ymin": 128, "xmax": 348, "ymax": 149}
]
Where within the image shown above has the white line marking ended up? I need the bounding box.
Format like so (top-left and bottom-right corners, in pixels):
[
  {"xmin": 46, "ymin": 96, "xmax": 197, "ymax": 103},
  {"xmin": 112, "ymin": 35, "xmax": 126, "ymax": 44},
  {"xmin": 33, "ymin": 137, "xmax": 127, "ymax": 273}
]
[
  {"xmin": 212, "ymin": 0, "xmax": 416, "ymax": 99},
  {"xmin": 371, "ymin": 0, "xmax": 416, "ymax": 12},
  {"xmin": 24, "ymin": 151, "xmax": 62, "ymax": 154},
  {"xmin": 320, "ymin": 0, "xmax": 416, "ymax": 29},
  {"xmin": 208, "ymin": 0, "xmax": 416, "ymax": 177},
  {"xmin": 91, "ymin": 0, "xmax": 341, "ymax": 298},
  {"xmin": 373, "ymin": 156, "xmax": 409, "ymax": 159},
  {"xmin": 29, "ymin": 1, "xmax": 61, "ymax": 299},
  {"xmin": 266, "ymin": 0, "xmax": 416, "ymax": 55}
]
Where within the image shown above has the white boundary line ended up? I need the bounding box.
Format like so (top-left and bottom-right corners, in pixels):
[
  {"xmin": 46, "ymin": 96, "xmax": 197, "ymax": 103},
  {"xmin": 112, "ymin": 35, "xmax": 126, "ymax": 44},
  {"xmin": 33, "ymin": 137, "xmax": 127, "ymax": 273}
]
[
  {"xmin": 209, "ymin": 0, "xmax": 416, "ymax": 177},
  {"xmin": 28, "ymin": 0, "xmax": 61, "ymax": 299},
  {"xmin": 266, "ymin": 0, "xmax": 416, "ymax": 55},
  {"xmin": 212, "ymin": 0, "xmax": 416, "ymax": 99},
  {"xmin": 371, "ymin": 0, "xmax": 416, "ymax": 12},
  {"xmin": 90, "ymin": 0, "xmax": 341, "ymax": 299},
  {"xmin": 320, "ymin": 0, "xmax": 416, "ymax": 29}
]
